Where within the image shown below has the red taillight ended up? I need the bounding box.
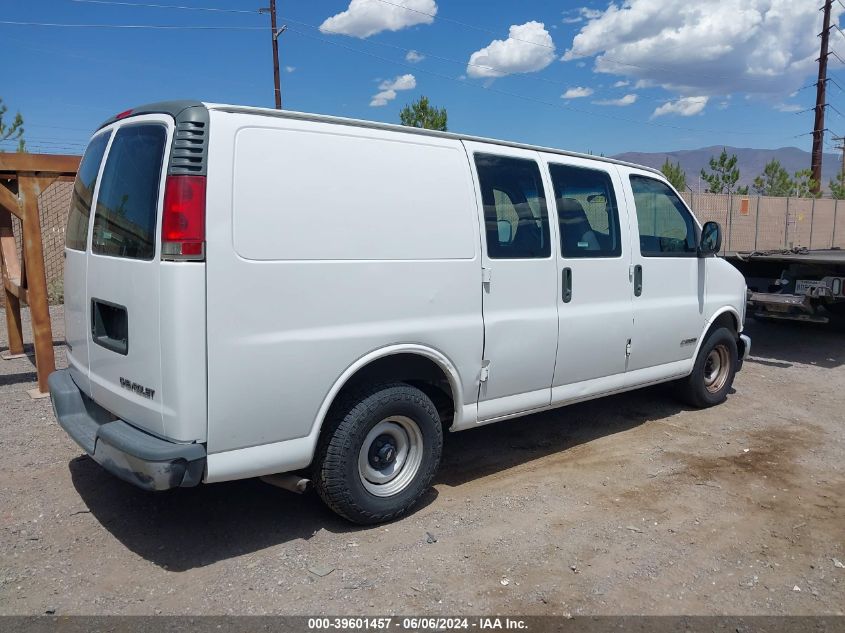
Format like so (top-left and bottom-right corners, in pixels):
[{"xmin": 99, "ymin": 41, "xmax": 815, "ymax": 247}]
[{"xmin": 162, "ymin": 175, "xmax": 206, "ymax": 260}]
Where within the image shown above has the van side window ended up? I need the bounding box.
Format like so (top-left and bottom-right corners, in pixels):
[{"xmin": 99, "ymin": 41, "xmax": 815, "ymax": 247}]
[
  {"xmin": 548, "ymin": 164, "xmax": 622, "ymax": 258},
  {"xmin": 475, "ymin": 154, "xmax": 550, "ymax": 259},
  {"xmin": 66, "ymin": 132, "xmax": 110, "ymax": 251},
  {"xmin": 630, "ymin": 175, "xmax": 697, "ymax": 257},
  {"xmin": 92, "ymin": 124, "xmax": 167, "ymax": 260}
]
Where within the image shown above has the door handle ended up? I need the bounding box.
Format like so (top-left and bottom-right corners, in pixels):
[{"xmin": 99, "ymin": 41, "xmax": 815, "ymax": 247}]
[
  {"xmin": 562, "ymin": 267, "xmax": 573, "ymax": 303},
  {"xmin": 634, "ymin": 264, "xmax": 643, "ymax": 297}
]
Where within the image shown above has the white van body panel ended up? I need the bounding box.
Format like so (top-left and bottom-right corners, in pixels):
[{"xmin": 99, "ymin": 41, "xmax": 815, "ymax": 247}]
[
  {"xmin": 62, "ymin": 112, "xmax": 208, "ymax": 444},
  {"xmin": 204, "ymin": 110, "xmax": 484, "ymax": 460},
  {"xmin": 158, "ymin": 262, "xmax": 207, "ymax": 442},
  {"xmin": 205, "ymin": 343, "xmax": 472, "ymax": 481},
  {"xmin": 462, "ymin": 141, "xmax": 559, "ymax": 421},
  {"xmin": 617, "ymin": 166, "xmax": 706, "ymax": 371},
  {"xmin": 85, "ymin": 115, "xmax": 173, "ymax": 438},
  {"xmin": 540, "ymin": 155, "xmax": 635, "ymax": 388}
]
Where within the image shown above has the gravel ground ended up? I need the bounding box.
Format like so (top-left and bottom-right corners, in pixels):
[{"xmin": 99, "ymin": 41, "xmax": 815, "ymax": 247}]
[{"xmin": 0, "ymin": 306, "xmax": 843, "ymax": 616}]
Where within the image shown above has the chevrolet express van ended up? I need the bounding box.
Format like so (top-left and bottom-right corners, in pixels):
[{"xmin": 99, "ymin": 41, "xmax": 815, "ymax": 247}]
[{"xmin": 49, "ymin": 101, "xmax": 750, "ymax": 524}]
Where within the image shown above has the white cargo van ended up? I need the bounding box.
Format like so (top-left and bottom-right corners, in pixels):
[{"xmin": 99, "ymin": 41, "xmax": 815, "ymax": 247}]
[{"xmin": 50, "ymin": 101, "xmax": 750, "ymax": 523}]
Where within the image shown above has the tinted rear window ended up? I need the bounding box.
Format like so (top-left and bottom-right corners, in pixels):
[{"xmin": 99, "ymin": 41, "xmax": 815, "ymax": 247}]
[
  {"xmin": 66, "ymin": 132, "xmax": 110, "ymax": 251},
  {"xmin": 92, "ymin": 124, "xmax": 167, "ymax": 260}
]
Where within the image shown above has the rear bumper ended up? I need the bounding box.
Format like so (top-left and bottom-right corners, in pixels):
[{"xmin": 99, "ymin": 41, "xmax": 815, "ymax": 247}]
[{"xmin": 48, "ymin": 369, "xmax": 205, "ymax": 491}]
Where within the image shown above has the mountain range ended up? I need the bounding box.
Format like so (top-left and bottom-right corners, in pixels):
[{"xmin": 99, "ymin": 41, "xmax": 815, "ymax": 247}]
[{"xmin": 611, "ymin": 146, "xmax": 842, "ymax": 191}]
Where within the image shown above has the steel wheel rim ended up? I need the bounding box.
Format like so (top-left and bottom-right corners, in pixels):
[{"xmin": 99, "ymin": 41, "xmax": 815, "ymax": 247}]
[
  {"xmin": 357, "ymin": 416, "xmax": 424, "ymax": 497},
  {"xmin": 704, "ymin": 344, "xmax": 730, "ymax": 393}
]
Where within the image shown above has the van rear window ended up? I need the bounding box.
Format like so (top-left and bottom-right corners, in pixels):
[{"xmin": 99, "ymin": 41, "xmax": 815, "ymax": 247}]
[
  {"xmin": 66, "ymin": 132, "xmax": 110, "ymax": 251},
  {"xmin": 92, "ymin": 124, "xmax": 167, "ymax": 260}
]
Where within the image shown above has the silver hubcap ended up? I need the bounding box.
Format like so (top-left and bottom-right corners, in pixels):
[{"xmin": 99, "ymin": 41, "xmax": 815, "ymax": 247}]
[
  {"xmin": 357, "ymin": 416, "xmax": 424, "ymax": 497},
  {"xmin": 704, "ymin": 344, "xmax": 730, "ymax": 393}
]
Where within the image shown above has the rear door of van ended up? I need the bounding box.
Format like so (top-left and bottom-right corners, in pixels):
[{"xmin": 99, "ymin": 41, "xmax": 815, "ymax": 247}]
[
  {"xmin": 64, "ymin": 106, "xmax": 208, "ymax": 444},
  {"xmin": 86, "ymin": 116, "xmax": 171, "ymax": 438}
]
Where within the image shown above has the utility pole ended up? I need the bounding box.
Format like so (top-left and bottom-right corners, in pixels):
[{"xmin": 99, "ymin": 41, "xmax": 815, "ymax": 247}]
[
  {"xmin": 811, "ymin": 0, "xmax": 833, "ymax": 194},
  {"xmin": 260, "ymin": 1, "xmax": 285, "ymax": 109}
]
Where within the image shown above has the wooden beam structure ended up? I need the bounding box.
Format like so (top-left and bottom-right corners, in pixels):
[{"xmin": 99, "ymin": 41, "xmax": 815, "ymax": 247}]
[{"xmin": 0, "ymin": 152, "xmax": 80, "ymax": 397}]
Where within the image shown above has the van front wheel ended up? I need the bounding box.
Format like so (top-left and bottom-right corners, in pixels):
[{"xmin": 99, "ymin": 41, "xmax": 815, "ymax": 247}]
[
  {"xmin": 314, "ymin": 383, "xmax": 443, "ymax": 524},
  {"xmin": 678, "ymin": 327, "xmax": 738, "ymax": 408}
]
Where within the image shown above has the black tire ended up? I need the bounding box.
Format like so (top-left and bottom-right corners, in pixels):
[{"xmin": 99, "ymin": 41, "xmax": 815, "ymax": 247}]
[
  {"xmin": 313, "ymin": 383, "xmax": 443, "ymax": 524},
  {"xmin": 677, "ymin": 327, "xmax": 738, "ymax": 408}
]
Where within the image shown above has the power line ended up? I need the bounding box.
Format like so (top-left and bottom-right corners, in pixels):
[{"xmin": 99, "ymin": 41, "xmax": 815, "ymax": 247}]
[
  {"xmin": 69, "ymin": 0, "xmax": 259, "ymax": 13},
  {"xmin": 0, "ymin": 19, "xmax": 266, "ymax": 30}
]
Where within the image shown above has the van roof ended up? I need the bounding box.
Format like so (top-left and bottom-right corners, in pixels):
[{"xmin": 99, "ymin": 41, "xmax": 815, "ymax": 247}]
[{"xmin": 98, "ymin": 100, "xmax": 662, "ymax": 177}]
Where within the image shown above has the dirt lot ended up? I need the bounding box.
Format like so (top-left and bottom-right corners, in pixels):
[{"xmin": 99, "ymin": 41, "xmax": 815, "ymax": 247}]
[{"xmin": 0, "ymin": 306, "xmax": 843, "ymax": 616}]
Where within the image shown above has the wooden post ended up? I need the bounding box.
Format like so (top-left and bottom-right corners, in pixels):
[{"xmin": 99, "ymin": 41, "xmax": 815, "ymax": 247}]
[
  {"xmin": 753, "ymin": 196, "xmax": 761, "ymax": 251},
  {"xmin": 0, "ymin": 205, "xmax": 24, "ymax": 358},
  {"xmin": 17, "ymin": 174, "xmax": 56, "ymax": 397}
]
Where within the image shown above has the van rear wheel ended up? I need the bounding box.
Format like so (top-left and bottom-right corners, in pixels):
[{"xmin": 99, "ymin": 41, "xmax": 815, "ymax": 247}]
[
  {"xmin": 677, "ymin": 327, "xmax": 738, "ymax": 408},
  {"xmin": 314, "ymin": 383, "xmax": 443, "ymax": 524}
]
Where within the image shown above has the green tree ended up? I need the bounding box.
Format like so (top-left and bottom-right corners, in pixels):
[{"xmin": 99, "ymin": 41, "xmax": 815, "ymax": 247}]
[
  {"xmin": 791, "ymin": 168, "xmax": 820, "ymax": 198},
  {"xmin": 399, "ymin": 95, "xmax": 447, "ymax": 131},
  {"xmin": 660, "ymin": 158, "xmax": 687, "ymax": 191},
  {"xmin": 0, "ymin": 97, "xmax": 25, "ymax": 152},
  {"xmin": 829, "ymin": 171, "xmax": 845, "ymax": 199},
  {"xmin": 700, "ymin": 148, "xmax": 741, "ymax": 193},
  {"xmin": 752, "ymin": 159, "xmax": 792, "ymax": 197}
]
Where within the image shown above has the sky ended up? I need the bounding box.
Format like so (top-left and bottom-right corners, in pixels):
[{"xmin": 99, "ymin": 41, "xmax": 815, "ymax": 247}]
[{"xmin": 2, "ymin": 0, "xmax": 844, "ymax": 157}]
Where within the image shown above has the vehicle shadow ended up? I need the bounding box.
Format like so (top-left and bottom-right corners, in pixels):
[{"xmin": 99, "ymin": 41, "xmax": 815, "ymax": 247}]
[
  {"xmin": 437, "ymin": 384, "xmax": 687, "ymax": 488},
  {"xmin": 743, "ymin": 318, "xmax": 845, "ymax": 369},
  {"xmin": 69, "ymin": 382, "xmax": 690, "ymax": 572}
]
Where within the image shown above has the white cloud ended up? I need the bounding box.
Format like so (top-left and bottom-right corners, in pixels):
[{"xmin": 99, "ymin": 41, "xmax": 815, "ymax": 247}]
[
  {"xmin": 594, "ymin": 93, "xmax": 638, "ymax": 106},
  {"xmin": 370, "ymin": 74, "xmax": 417, "ymax": 106},
  {"xmin": 320, "ymin": 0, "xmax": 437, "ymax": 38},
  {"xmin": 467, "ymin": 21, "xmax": 556, "ymax": 78},
  {"xmin": 652, "ymin": 96, "xmax": 709, "ymax": 118},
  {"xmin": 284, "ymin": 66, "xmax": 296, "ymax": 73},
  {"xmin": 613, "ymin": 80, "xmax": 630, "ymax": 88},
  {"xmin": 381, "ymin": 74, "xmax": 416, "ymax": 91},
  {"xmin": 370, "ymin": 90, "xmax": 397, "ymax": 107},
  {"xmin": 562, "ymin": 86, "xmax": 594, "ymax": 99},
  {"xmin": 562, "ymin": 7, "xmax": 603, "ymax": 24},
  {"xmin": 562, "ymin": 0, "xmax": 844, "ymax": 97},
  {"xmin": 775, "ymin": 103, "xmax": 803, "ymax": 113},
  {"xmin": 405, "ymin": 50, "xmax": 425, "ymax": 63}
]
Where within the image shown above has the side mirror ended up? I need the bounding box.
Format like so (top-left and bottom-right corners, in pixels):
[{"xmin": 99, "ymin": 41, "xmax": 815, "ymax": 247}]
[{"xmin": 699, "ymin": 221, "xmax": 722, "ymax": 257}]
